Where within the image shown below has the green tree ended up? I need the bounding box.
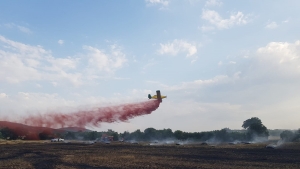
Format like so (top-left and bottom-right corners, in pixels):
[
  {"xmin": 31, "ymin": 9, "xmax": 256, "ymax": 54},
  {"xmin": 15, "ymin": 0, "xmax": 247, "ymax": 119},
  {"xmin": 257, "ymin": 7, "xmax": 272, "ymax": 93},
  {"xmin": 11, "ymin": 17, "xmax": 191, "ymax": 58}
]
[
  {"xmin": 174, "ymin": 130, "xmax": 184, "ymax": 140},
  {"xmin": 158, "ymin": 128, "xmax": 173, "ymax": 139},
  {"xmin": 144, "ymin": 128, "xmax": 157, "ymax": 139},
  {"xmin": 242, "ymin": 117, "xmax": 269, "ymax": 140},
  {"xmin": 280, "ymin": 130, "xmax": 294, "ymax": 141},
  {"xmin": 0, "ymin": 132, "xmax": 3, "ymax": 139},
  {"xmin": 242, "ymin": 117, "xmax": 262, "ymax": 129},
  {"xmin": 130, "ymin": 129, "xmax": 143, "ymax": 140},
  {"xmin": 163, "ymin": 128, "xmax": 173, "ymax": 137},
  {"xmin": 111, "ymin": 132, "xmax": 119, "ymax": 141}
]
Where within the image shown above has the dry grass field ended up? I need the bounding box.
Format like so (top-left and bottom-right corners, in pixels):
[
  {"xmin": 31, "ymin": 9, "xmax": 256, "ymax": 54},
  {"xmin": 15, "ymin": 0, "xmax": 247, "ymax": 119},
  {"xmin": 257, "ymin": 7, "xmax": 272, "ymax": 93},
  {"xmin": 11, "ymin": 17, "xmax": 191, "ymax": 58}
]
[{"xmin": 0, "ymin": 140, "xmax": 300, "ymax": 169}]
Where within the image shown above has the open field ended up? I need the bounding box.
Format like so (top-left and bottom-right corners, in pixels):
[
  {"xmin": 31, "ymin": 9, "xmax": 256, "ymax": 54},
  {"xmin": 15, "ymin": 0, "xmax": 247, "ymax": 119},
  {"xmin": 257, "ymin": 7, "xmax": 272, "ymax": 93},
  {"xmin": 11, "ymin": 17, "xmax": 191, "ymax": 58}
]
[{"xmin": 0, "ymin": 141, "xmax": 300, "ymax": 169}]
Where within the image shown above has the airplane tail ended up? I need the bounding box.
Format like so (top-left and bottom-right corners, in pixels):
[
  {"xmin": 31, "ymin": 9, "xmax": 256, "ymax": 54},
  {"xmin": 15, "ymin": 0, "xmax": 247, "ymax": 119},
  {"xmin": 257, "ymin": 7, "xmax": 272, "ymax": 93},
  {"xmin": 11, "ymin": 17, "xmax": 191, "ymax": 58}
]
[{"xmin": 148, "ymin": 94, "xmax": 152, "ymax": 99}]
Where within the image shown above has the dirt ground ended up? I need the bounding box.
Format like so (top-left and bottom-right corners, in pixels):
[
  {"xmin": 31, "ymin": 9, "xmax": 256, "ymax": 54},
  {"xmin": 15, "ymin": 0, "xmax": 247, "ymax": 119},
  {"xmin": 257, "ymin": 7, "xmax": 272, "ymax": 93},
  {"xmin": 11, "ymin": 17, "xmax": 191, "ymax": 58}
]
[{"xmin": 0, "ymin": 141, "xmax": 300, "ymax": 169}]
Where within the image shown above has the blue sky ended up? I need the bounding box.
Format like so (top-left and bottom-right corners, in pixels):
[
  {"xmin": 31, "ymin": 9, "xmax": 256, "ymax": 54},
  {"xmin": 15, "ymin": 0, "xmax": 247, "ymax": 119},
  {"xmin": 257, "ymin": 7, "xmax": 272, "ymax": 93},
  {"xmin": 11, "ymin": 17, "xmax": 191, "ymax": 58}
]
[{"xmin": 1, "ymin": 0, "xmax": 300, "ymax": 132}]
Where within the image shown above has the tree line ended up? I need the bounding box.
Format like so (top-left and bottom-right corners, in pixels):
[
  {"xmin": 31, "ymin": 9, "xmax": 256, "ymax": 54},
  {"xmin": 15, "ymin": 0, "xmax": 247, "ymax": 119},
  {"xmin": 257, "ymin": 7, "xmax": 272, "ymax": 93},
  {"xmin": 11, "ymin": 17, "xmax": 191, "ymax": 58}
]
[
  {"xmin": 120, "ymin": 117, "xmax": 270, "ymax": 142},
  {"xmin": 0, "ymin": 117, "xmax": 299, "ymax": 142},
  {"xmin": 280, "ymin": 129, "xmax": 300, "ymax": 141}
]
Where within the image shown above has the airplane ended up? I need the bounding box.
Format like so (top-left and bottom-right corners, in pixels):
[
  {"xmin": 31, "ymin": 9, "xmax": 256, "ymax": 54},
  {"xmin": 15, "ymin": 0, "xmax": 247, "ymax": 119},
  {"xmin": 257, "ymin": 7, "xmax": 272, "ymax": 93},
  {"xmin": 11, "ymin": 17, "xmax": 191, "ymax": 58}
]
[{"xmin": 148, "ymin": 90, "xmax": 167, "ymax": 102}]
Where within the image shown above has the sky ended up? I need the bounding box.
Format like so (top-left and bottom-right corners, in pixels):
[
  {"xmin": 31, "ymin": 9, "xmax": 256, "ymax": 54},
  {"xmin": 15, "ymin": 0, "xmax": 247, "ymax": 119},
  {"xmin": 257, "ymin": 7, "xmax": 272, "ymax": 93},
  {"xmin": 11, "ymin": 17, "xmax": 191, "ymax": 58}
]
[{"xmin": 0, "ymin": 0, "xmax": 300, "ymax": 132}]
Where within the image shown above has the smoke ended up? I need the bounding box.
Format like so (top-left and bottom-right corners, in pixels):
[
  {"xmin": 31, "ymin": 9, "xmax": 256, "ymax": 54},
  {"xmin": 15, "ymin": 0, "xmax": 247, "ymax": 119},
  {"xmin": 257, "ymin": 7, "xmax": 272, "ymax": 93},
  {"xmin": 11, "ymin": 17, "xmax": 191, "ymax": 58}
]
[
  {"xmin": 22, "ymin": 100, "xmax": 160, "ymax": 128},
  {"xmin": 266, "ymin": 139, "xmax": 285, "ymax": 149}
]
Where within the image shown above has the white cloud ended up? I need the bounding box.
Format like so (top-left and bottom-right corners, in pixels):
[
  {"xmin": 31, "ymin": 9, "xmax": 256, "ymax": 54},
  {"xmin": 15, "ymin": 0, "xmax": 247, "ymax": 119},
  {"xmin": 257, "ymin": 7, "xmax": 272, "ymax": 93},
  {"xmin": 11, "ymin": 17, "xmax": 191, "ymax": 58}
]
[
  {"xmin": 141, "ymin": 40, "xmax": 300, "ymax": 130},
  {"xmin": 2, "ymin": 38, "xmax": 300, "ymax": 131},
  {"xmin": 161, "ymin": 75, "xmax": 229, "ymax": 91},
  {"xmin": 83, "ymin": 45, "xmax": 127, "ymax": 73},
  {"xmin": 58, "ymin": 40, "xmax": 64, "ymax": 45},
  {"xmin": 0, "ymin": 57, "xmax": 41, "ymax": 83},
  {"xmin": 265, "ymin": 21, "xmax": 278, "ymax": 29},
  {"xmin": 17, "ymin": 26, "xmax": 32, "ymax": 34},
  {"xmin": 256, "ymin": 41, "xmax": 300, "ymax": 75},
  {"xmin": 145, "ymin": 0, "xmax": 169, "ymax": 7},
  {"xmin": 52, "ymin": 82, "xmax": 58, "ymax": 87},
  {"xmin": 0, "ymin": 35, "xmax": 48, "ymax": 59},
  {"xmin": 47, "ymin": 57, "xmax": 77, "ymax": 71},
  {"xmin": 200, "ymin": 26, "xmax": 215, "ymax": 32},
  {"xmin": 158, "ymin": 39, "xmax": 197, "ymax": 57},
  {"xmin": 161, "ymin": 40, "xmax": 300, "ymax": 93},
  {"xmin": 205, "ymin": 0, "xmax": 222, "ymax": 7},
  {"xmin": 0, "ymin": 35, "xmax": 82, "ymax": 85},
  {"xmin": 0, "ymin": 93, "xmax": 7, "ymax": 99},
  {"xmin": 0, "ymin": 35, "xmax": 128, "ymax": 86},
  {"xmin": 257, "ymin": 41, "xmax": 300, "ymax": 63},
  {"xmin": 282, "ymin": 19, "xmax": 289, "ymax": 23},
  {"xmin": 0, "ymin": 92, "xmax": 78, "ymax": 118},
  {"xmin": 202, "ymin": 10, "xmax": 248, "ymax": 30},
  {"xmin": 1, "ymin": 38, "xmax": 300, "ymax": 132},
  {"xmin": 142, "ymin": 58, "xmax": 157, "ymax": 72},
  {"xmin": 36, "ymin": 84, "xmax": 42, "ymax": 88},
  {"xmin": 3, "ymin": 23, "xmax": 32, "ymax": 34},
  {"xmin": 157, "ymin": 40, "xmax": 300, "ymax": 93}
]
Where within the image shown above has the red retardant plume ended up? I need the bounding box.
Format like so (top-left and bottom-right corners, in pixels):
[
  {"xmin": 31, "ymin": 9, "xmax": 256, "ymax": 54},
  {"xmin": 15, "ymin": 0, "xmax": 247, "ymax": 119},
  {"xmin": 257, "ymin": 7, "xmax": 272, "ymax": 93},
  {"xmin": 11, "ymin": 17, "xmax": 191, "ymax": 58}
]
[
  {"xmin": 0, "ymin": 121, "xmax": 59, "ymax": 140},
  {"xmin": 22, "ymin": 100, "xmax": 160, "ymax": 128}
]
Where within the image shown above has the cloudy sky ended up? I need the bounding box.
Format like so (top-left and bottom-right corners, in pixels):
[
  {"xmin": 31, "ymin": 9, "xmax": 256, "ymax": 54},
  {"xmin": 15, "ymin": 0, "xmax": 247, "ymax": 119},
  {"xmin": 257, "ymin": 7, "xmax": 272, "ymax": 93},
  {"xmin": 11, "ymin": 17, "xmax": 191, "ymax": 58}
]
[{"xmin": 1, "ymin": 0, "xmax": 300, "ymax": 132}]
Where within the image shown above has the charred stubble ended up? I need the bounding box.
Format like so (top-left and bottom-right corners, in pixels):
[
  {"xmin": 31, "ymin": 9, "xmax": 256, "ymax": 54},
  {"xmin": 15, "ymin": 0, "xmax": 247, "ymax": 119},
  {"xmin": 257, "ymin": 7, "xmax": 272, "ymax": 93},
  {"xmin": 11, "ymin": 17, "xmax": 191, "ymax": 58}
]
[{"xmin": 0, "ymin": 142, "xmax": 300, "ymax": 169}]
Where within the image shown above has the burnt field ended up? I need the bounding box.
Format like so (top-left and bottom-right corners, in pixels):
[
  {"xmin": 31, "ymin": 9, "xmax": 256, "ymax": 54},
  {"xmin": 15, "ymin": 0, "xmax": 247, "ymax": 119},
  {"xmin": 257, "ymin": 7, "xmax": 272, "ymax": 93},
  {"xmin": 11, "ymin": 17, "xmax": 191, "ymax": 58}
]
[{"xmin": 0, "ymin": 141, "xmax": 300, "ymax": 169}]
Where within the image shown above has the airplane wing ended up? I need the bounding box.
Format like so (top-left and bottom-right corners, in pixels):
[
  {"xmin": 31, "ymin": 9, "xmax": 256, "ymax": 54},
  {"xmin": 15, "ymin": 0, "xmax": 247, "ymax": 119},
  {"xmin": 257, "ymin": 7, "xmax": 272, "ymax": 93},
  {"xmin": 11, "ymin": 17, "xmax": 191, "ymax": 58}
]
[{"xmin": 151, "ymin": 95, "xmax": 158, "ymax": 99}]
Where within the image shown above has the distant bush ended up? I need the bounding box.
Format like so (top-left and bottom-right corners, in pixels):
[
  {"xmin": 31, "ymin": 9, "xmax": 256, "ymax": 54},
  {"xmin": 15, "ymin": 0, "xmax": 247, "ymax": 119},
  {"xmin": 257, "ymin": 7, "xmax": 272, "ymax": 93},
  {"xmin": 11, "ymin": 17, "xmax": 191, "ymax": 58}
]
[
  {"xmin": 64, "ymin": 132, "xmax": 76, "ymax": 139},
  {"xmin": 39, "ymin": 130, "xmax": 54, "ymax": 140},
  {"xmin": 0, "ymin": 127, "xmax": 18, "ymax": 140},
  {"xmin": 280, "ymin": 130, "xmax": 294, "ymax": 141},
  {"xmin": 84, "ymin": 131, "xmax": 99, "ymax": 140}
]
